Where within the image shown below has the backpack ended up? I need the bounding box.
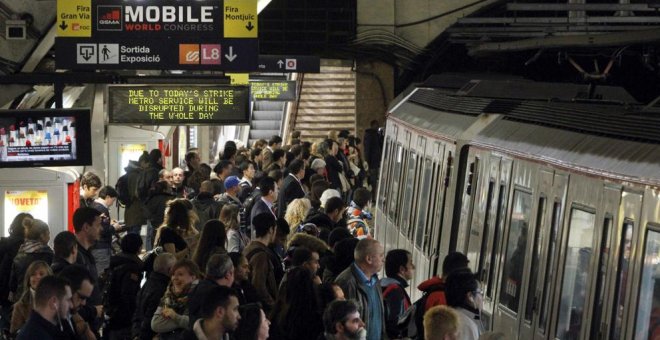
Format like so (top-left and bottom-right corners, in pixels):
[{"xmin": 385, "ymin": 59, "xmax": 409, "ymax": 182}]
[
  {"xmin": 115, "ymin": 174, "xmax": 132, "ymax": 207},
  {"xmin": 408, "ymin": 289, "xmax": 441, "ymax": 339},
  {"xmin": 242, "ymin": 190, "xmax": 262, "ymax": 229},
  {"xmin": 192, "ymin": 200, "xmax": 216, "ymax": 231},
  {"xmin": 136, "ymin": 170, "xmax": 151, "ymax": 203},
  {"xmin": 101, "ymin": 261, "xmax": 140, "ymax": 319}
]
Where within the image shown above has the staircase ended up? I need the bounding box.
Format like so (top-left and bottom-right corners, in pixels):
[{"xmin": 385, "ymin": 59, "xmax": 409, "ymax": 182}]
[
  {"xmin": 291, "ymin": 63, "xmax": 356, "ymax": 141},
  {"xmin": 249, "ymin": 100, "xmax": 285, "ymax": 146}
]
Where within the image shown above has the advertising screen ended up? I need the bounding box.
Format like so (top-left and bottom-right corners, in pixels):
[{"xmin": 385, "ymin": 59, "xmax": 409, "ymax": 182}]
[
  {"xmin": 0, "ymin": 109, "xmax": 92, "ymax": 168},
  {"xmin": 4, "ymin": 190, "xmax": 48, "ymax": 237}
]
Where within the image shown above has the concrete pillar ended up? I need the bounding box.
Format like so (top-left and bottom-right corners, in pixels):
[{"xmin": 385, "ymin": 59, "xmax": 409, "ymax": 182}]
[{"xmin": 355, "ymin": 60, "xmax": 394, "ymax": 139}]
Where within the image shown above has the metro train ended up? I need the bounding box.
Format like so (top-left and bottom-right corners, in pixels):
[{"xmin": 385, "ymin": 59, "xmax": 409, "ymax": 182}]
[{"xmin": 373, "ymin": 75, "xmax": 660, "ymax": 340}]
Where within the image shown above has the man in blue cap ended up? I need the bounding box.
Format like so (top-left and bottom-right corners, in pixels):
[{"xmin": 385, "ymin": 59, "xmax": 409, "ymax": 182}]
[{"xmin": 216, "ymin": 175, "xmax": 243, "ymax": 209}]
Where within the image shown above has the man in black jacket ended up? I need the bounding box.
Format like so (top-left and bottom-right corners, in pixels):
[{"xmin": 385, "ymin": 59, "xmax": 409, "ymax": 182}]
[
  {"xmin": 363, "ymin": 120, "xmax": 383, "ymax": 191},
  {"xmin": 132, "ymin": 253, "xmax": 176, "ymax": 340},
  {"xmin": 191, "ymin": 180, "xmax": 222, "ymax": 231},
  {"xmin": 105, "ymin": 234, "xmax": 143, "ymax": 339},
  {"xmin": 187, "ymin": 254, "xmax": 235, "ymax": 329},
  {"xmin": 17, "ymin": 276, "xmax": 73, "ymax": 340},
  {"xmin": 277, "ymin": 159, "xmax": 306, "ymax": 217},
  {"xmin": 52, "ymin": 231, "xmax": 78, "ymax": 275}
]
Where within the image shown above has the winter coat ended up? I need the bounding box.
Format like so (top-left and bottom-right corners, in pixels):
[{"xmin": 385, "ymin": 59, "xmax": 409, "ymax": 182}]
[
  {"xmin": 10, "ymin": 241, "xmax": 53, "ymax": 298},
  {"xmin": 363, "ymin": 128, "xmax": 383, "ymax": 170},
  {"xmin": 416, "ymin": 276, "xmax": 447, "ymax": 311},
  {"xmin": 145, "ymin": 191, "xmax": 176, "ymax": 227},
  {"xmin": 243, "ymin": 241, "xmax": 279, "ymax": 313},
  {"xmin": 380, "ymin": 276, "xmax": 412, "ymax": 338},
  {"xmin": 324, "ymin": 155, "xmax": 344, "ymax": 192},
  {"xmin": 50, "ymin": 256, "xmax": 72, "ymax": 275},
  {"xmin": 105, "ymin": 253, "xmax": 143, "ymax": 330},
  {"xmin": 0, "ymin": 234, "xmax": 24, "ymax": 304},
  {"xmin": 132, "ymin": 271, "xmax": 170, "ymax": 340},
  {"xmin": 455, "ymin": 306, "xmax": 484, "ymax": 340},
  {"xmin": 124, "ymin": 163, "xmax": 147, "ymax": 226}
]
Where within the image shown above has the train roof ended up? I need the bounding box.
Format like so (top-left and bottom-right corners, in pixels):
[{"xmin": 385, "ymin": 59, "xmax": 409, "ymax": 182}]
[{"xmin": 389, "ymin": 83, "xmax": 660, "ymax": 185}]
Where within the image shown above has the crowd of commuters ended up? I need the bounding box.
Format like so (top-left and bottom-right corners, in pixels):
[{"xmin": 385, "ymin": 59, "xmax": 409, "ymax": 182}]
[{"xmin": 0, "ymin": 125, "xmax": 505, "ymax": 340}]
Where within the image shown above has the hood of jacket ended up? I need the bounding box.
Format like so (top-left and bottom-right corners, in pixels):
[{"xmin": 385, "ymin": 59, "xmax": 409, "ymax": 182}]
[
  {"xmin": 305, "ymin": 211, "xmax": 335, "ymax": 229},
  {"xmin": 110, "ymin": 252, "xmax": 142, "ymax": 269},
  {"xmin": 288, "ymin": 232, "xmax": 330, "ymax": 253},
  {"xmin": 417, "ymin": 275, "xmax": 444, "ymax": 292},
  {"xmin": 380, "ymin": 276, "xmax": 409, "ymax": 289}
]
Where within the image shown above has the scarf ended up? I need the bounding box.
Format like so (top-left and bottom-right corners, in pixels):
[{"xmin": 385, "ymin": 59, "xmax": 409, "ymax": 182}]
[{"xmin": 18, "ymin": 240, "xmax": 51, "ymax": 254}]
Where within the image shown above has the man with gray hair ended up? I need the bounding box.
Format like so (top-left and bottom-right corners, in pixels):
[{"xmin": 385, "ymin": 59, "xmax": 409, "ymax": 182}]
[
  {"xmin": 335, "ymin": 238, "xmax": 386, "ymax": 340},
  {"xmin": 187, "ymin": 253, "xmax": 235, "ymax": 328},
  {"xmin": 132, "ymin": 253, "xmax": 176, "ymax": 339}
]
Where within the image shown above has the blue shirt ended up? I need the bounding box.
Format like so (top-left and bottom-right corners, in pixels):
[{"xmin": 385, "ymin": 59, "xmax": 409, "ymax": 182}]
[{"xmin": 353, "ymin": 263, "xmax": 378, "ymax": 287}]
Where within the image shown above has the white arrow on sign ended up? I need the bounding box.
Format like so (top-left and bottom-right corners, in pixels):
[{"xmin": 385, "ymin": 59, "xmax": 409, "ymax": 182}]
[
  {"xmin": 277, "ymin": 60, "xmax": 284, "ymax": 69},
  {"xmin": 225, "ymin": 46, "xmax": 237, "ymax": 62}
]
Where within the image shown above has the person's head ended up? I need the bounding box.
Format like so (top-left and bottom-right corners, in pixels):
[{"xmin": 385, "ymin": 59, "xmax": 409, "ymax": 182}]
[
  {"xmin": 8, "ymin": 213, "xmax": 32, "ymax": 238},
  {"xmin": 370, "ymin": 119, "xmax": 379, "ymax": 129},
  {"xmin": 57, "ymin": 265, "xmax": 94, "ymax": 313},
  {"xmin": 259, "ymin": 176, "xmax": 278, "ymax": 202},
  {"xmin": 25, "ymin": 218, "xmax": 50, "ymax": 244},
  {"xmin": 424, "ymin": 305, "xmax": 460, "ymax": 340},
  {"xmin": 310, "ymin": 158, "xmax": 326, "ymax": 176},
  {"xmin": 159, "ymin": 169, "xmax": 174, "ymax": 186},
  {"xmin": 240, "ymin": 161, "xmax": 256, "ymax": 180},
  {"xmin": 334, "ymin": 238, "xmax": 359, "ymax": 272},
  {"xmin": 199, "ymin": 180, "xmax": 215, "ymax": 194},
  {"xmin": 97, "ymin": 186, "xmax": 118, "ymax": 207},
  {"xmin": 235, "ymin": 303, "xmax": 270, "ymax": 340},
  {"xmin": 80, "ymin": 171, "xmax": 102, "ymax": 199},
  {"xmin": 272, "ymin": 149, "xmax": 286, "ymax": 167},
  {"xmin": 163, "ymin": 199, "xmax": 194, "ymax": 232},
  {"xmin": 206, "ymin": 254, "xmax": 235, "ymax": 287},
  {"xmin": 171, "ymin": 167, "xmax": 185, "ymax": 186},
  {"xmin": 219, "ymin": 204, "xmax": 240, "ymax": 231},
  {"xmin": 185, "ymin": 151, "xmax": 201, "ymax": 170},
  {"xmin": 268, "ymin": 135, "xmax": 282, "ymax": 148},
  {"xmin": 149, "ymin": 148, "xmax": 163, "ymax": 166},
  {"xmin": 292, "ymin": 247, "xmax": 321, "ymax": 277},
  {"xmin": 153, "ymin": 252, "xmax": 177, "ymax": 276},
  {"xmin": 328, "ymin": 227, "xmax": 352, "ymax": 249},
  {"xmin": 274, "ymin": 218, "xmax": 290, "ymax": 246},
  {"xmin": 385, "ymin": 249, "xmax": 415, "ymax": 281},
  {"xmin": 120, "ymin": 233, "xmax": 143, "ymax": 255},
  {"xmin": 311, "ymin": 180, "xmax": 330, "ymax": 202},
  {"xmin": 201, "ymin": 286, "xmax": 241, "ymax": 333},
  {"xmin": 268, "ymin": 169, "xmax": 283, "ymax": 188},
  {"xmin": 445, "ymin": 268, "xmax": 482, "ymax": 310},
  {"xmin": 23, "ymin": 260, "xmax": 52, "ymax": 293},
  {"xmin": 228, "ymin": 252, "xmax": 250, "ymax": 282},
  {"xmin": 318, "ymin": 283, "xmax": 346, "ymax": 312},
  {"xmin": 221, "ymin": 142, "xmax": 238, "ymax": 162},
  {"xmin": 285, "ymin": 198, "xmax": 312, "ymax": 234},
  {"xmin": 54, "ymin": 231, "xmax": 78, "ymax": 261},
  {"xmin": 288, "ymin": 159, "xmax": 306, "ymax": 180},
  {"xmin": 170, "ymin": 260, "xmax": 201, "ymax": 292},
  {"xmin": 214, "ymin": 160, "xmax": 233, "ymax": 179},
  {"xmin": 34, "ymin": 275, "xmax": 71, "ymax": 322},
  {"xmin": 320, "ymin": 189, "xmax": 341, "ymax": 209},
  {"xmin": 323, "ymin": 300, "xmax": 365, "ymax": 338},
  {"xmin": 250, "ymin": 147, "xmax": 263, "ymax": 162},
  {"xmin": 224, "ymin": 176, "xmax": 242, "ymax": 196},
  {"xmin": 442, "ymin": 252, "xmax": 469, "ymax": 278},
  {"xmin": 193, "ymin": 220, "xmax": 228, "ymax": 269},
  {"xmin": 324, "ymin": 196, "xmax": 345, "ymax": 223},
  {"xmin": 352, "ymin": 188, "xmax": 371, "ymax": 209},
  {"xmin": 253, "ymin": 212, "xmax": 277, "ymax": 242},
  {"xmin": 353, "ymin": 239, "xmax": 384, "ymax": 275}
]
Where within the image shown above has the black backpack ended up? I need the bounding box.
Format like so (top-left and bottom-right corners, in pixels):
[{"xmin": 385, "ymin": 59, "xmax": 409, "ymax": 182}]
[{"xmin": 115, "ymin": 174, "xmax": 132, "ymax": 207}]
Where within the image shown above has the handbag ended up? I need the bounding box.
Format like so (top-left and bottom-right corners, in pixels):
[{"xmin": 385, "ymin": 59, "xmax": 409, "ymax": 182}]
[{"xmin": 338, "ymin": 172, "xmax": 351, "ymax": 193}]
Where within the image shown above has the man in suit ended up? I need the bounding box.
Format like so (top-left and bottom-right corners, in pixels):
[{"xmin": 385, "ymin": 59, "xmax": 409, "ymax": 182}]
[
  {"xmin": 277, "ymin": 159, "xmax": 306, "ymax": 217},
  {"xmin": 250, "ymin": 176, "xmax": 278, "ymax": 225}
]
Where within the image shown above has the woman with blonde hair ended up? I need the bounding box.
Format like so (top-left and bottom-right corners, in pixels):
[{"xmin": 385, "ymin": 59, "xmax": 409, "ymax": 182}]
[
  {"xmin": 285, "ymin": 198, "xmax": 312, "ymax": 238},
  {"xmin": 222, "ymin": 204, "xmax": 250, "ymax": 253},
  {"xmin": 156, "ymin": 199, "xmax": 199, "ymax": 260},
  {"xmin": 10, "ymin": 260, "xmax": 52, "ymax": 335},
  {"xmin": 9, "ymin": 219, "xmax": 53, "ymax": 300}
]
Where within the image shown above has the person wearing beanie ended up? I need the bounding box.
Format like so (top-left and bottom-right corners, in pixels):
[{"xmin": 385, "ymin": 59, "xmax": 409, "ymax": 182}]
[{"xmin": 216, "ymin": 175, "xmax": 242, "ymax": 209}]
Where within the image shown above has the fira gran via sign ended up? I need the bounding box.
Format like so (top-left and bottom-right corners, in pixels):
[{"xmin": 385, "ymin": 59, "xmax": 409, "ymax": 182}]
[{"xmin": 92, "ymin": 0, "xmax": 223, "ymax": 37}]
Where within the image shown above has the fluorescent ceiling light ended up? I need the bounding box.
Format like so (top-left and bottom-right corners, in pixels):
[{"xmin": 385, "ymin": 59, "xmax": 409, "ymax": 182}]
[{"xmin": 257, "ymin": 0, "xmax": 271, "ymax": 13}]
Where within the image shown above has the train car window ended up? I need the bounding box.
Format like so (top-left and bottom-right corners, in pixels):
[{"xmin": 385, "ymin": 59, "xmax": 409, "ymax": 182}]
[
  {"xmin": 478, "ymin": 181, "xmax": 496, "ymax": 282},
  {"xmin": 539, "ymin": 201, "xmax": 562, "ymax": 333},
  {"xmin": 525, "ymin": 196, "xmax": 547, "ymax": 323},
  {"xmin": 487, "ymin": 184, "xmax": 507, "ymax": 298},
  {"xmin": 499, "ymin": 189, "xmax": 532, "ymax": 314},
  {"xmin": 378, "ymin": 138, "xmax": 391, "ymax": 210},
  {"xmin": 414, "ymin": 158, "xmax": 433, "ymax": 249},
  {"xmin": 388, "ymin": 144, "xmax": 403, "ymax": 221},
  {"xmin": 400, "ymin": 152, "xmax": 417, "ymax": 236},
  {"xmin": 555, "ymin": 208, "xmax": 596, "ymax": 340},
  {"xmin": 590, "ymin": 216, "xmax": 613, "ymax": 340},
  {"xmin": 425, "ymin": 161, "xmax": 442, "ymax": 254},
  {"xmin": 634, "ymin": 225, "xmax": 660, "ymax": 340},
  {"xmin": 610, "ymin": 220, "xmax": 634, "ymax": 340}
]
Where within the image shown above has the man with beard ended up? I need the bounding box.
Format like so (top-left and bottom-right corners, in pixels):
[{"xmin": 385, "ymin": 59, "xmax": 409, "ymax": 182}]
[
  {"xmin": 322, "ymin": 300, "xmax": 367, "ymax": 340},
  {"xmin": 181, "ymin": 286, "xmax": 241, "ymax": 340},
  {"xmin": 17, "ymin": 275, "xmax": 74, "ymax": 340},
  {"xmin": 57, "ymin": 265, "xmax": 97, "ymax": 340}
]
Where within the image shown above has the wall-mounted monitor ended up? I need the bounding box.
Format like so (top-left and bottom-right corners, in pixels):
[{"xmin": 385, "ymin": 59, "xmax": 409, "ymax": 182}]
[{"xmin": 0, "ymin": 109, "xmax": 92, "ymax": 168}]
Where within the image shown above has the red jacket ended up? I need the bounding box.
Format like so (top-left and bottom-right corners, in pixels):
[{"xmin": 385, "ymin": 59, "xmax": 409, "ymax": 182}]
[{"xmin": 417, "ymin": 276, "xmax": 447, "ymax": 311}]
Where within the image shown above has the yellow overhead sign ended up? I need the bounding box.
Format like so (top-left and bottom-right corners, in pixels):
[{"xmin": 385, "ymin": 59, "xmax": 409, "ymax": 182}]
[
  {"xmin": 56, "ymin": 0, "xmax": 92, "ymax": 37},
  {"xmin": 228, "ymin": 73, "xmax": 250, "ymax": 85},
  {"xmin": 224, "ymin": 0, "xmax": 258, "ymax": 38}
]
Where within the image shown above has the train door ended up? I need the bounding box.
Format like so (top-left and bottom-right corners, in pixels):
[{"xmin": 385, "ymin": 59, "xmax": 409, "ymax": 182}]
[
  {"xmin": 549, "ymin": 176, "xmax": 604, "ymax": 340},
  {"xmin": 427, "ymin": 142, "xmax": 451, "ymax": 278},
  {"xmin": 493, "ymin": 160, "xmax": 538, "ymax": 337},
  {"xmin": 518, "ymin": 168, "xmax": 553, "ymax": 339},
  {"xmin": 626, "ymin": 187, "xmax": 659, "ymax": 340},
  {"xmin": 455, "ymin": 148, "xmax": 480, "ymax": 254},
  {"xmin": 375, "ymin": 130, "xmax": 394, "ymax": 248},
  {"xmin": 377, "ymin": 124, "xmax": 399, "ymax": 252},
  {"xmin": 396, "ymin": 132, "xmax": 419, "ymax": 252}
]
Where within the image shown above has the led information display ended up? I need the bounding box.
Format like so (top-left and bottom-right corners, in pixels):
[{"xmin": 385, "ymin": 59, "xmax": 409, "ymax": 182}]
[
  {"xmin": 251, "ymin": 81, "xmax": 297, "ymax": 101},
  {"xmin": 107, "ymin": 85, "xmax": 250, "ymax": 125}
]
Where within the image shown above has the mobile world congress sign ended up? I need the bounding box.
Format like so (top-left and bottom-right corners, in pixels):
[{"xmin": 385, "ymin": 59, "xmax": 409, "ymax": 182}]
[{"xmin": 107, "ymin": 85, "xmax": 250, "ymax": 125}]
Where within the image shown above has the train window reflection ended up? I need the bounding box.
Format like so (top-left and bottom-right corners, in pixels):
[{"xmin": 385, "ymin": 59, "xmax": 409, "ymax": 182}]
[
  {"xmin": 378, "ymin": 138, "xmax": 391, "ymax": 208},
  {"xmin": 590, "ymin": 216, "xmax": 613, "ymax": 339},
  {"xmin": 539, "ymin": 201, "xmax": 562, "ymax": 333},
  {"xmin": 525, "ymin": 196, "xmax": 546, "ymax": 322},
  {"xmin": 499, "ymin": 190, "xmax": 532, "ymax": 313},
  {"xmin": 401, "ymin": 152, "xmax": 417, "ymax": 235},
  {"xmin": 425, "ymin": 161, "xmax": 443, "ymax": 254},
  {"xmin": 415, "ymin": 158, "xmax": 433, "ymax": 249},
  {"xmin": 634, "ymin": 226, "xmax": 660, "ymax": 340},
  {"xmin": 388, "ymin": 144, "xmax": 403, "ymax": 221},
  {"xmin": 610, "ymin": 221, "xmax": 633, "ymax": 340},
  {"xmin": 555, "ymin": 208, "xmax": 596, "ymax": 340},
  {"xmin": 478, "ymin": 181, "xmax": 495, "ymax": 285},
  {"xmin": 486, "ymin": 184, "xmax": 506, "ymax": 298}
]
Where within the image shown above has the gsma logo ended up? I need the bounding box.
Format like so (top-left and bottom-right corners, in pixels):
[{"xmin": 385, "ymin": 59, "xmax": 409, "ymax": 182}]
[
  {"xmin": 179, "ymin": 44, "xmax": 200, "ymax": 64},
  {"xmin": 97, "ymin": 6, "xmax": 122, "ymax": 31}
]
